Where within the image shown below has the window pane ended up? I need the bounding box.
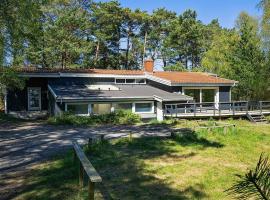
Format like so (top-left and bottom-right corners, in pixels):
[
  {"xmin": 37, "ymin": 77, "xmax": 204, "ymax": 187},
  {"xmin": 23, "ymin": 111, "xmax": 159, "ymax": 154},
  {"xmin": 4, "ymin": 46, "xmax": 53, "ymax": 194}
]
[
  {"xmin": 115, "ymin": 103, "xmax": 132, "ymax": 111},
  {"xmin": 126, "ymin": 79, "xmax": 135, "ymax": 83},
  {"xmin": 136, "ymin": 79, "xmax": 146, "ymax": 84},
  {"xmin": 92, "ymin": 104, "xmax": 111, "ymax": 114},
  {"xmin": 67, "ymin": 104, "xmax": 88, "ymax": 115},
  {"xmin": 202, "ymin": 89, "xmax": 215, "ymax": 102},
  {"xmin": 135, "ymin": 103, "xmax": 152, "ymax": 112},
  {"xmin": 116, "ymin": 79, "xmax": 125, "ymax": 83},
  {"xmin": 28, "ymin": 88, "xmax": 41, "ymax": 110},
  {"xmin": 184, "ymin": 89, "xmax": 200, "ymax": 102}
]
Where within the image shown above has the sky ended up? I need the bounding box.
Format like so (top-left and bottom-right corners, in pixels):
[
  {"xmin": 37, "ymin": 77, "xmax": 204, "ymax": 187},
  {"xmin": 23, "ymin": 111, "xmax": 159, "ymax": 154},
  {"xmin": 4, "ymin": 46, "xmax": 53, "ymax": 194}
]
[{"xmin": 102, "ymin": 0, "xmax": 262, "ymax": 28}]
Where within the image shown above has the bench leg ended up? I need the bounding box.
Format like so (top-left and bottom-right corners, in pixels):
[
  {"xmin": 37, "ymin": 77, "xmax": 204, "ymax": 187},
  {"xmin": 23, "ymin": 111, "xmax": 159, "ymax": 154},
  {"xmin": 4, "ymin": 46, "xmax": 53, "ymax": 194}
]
[{"xmin": 88, "ymin": 180, "xmax": 95, "ymax": 200}]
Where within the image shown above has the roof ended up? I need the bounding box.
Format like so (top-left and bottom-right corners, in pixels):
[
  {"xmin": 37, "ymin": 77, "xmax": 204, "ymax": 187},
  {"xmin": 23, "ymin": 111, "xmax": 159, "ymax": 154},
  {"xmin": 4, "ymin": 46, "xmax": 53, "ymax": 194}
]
[
  {"xmin": 151, "ymin": 71, "xmax": 236, "ymax": 84},
  {"xmin": 13, "ymin": 67, "xmax": 237, "ymax": 85},
  {"xmin": 15, "ymin": 67, "xmax": 144, "ymax": 75},
  {"xmin": 48, "ymin": 83, "xmax": 193, "ymax": 102}
]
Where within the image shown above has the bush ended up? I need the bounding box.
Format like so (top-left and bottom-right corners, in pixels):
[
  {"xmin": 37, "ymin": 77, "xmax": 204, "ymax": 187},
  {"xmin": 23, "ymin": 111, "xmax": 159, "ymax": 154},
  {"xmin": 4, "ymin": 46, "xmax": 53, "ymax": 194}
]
[
  {"xmin": 266, "ymin": 115, "xmax": 270, "ymax": 123},
  {"xmin": 47, "ymin": 110, "xmax": 141, "ymax": 126}
]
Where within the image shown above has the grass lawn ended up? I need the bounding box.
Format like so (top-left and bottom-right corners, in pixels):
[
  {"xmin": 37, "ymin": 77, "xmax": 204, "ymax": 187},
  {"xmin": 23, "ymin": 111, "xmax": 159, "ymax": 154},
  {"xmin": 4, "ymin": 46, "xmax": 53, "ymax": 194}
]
[{"xmin": 15, "ymin": 119, "xmax": 270, "ymax": 200}]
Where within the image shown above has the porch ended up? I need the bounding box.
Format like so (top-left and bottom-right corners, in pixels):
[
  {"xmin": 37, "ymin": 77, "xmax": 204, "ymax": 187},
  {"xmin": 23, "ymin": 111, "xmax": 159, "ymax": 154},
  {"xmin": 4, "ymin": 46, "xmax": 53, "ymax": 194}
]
[{"xmin": 164, "ymin": 101, "xmax": 270, "ymax": 118}]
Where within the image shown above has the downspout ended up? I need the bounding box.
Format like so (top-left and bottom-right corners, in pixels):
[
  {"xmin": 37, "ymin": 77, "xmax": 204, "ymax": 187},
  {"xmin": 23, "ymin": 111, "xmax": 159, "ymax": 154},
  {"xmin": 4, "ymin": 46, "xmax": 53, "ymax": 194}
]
[{"xmin": 3, "ymin": 86, "xmax": 7, "ymax": 114}]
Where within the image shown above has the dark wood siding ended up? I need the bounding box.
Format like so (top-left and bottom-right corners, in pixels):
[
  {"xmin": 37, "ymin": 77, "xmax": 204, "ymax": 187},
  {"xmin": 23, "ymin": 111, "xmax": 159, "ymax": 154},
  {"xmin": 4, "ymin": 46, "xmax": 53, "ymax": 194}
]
[
  {"xmin": 219, "ymin": 86, "xmax": 231, "ymax": 102},
  {"xmin": 7, "ymin": 78, "xmax": 48, "ymax": 111}
]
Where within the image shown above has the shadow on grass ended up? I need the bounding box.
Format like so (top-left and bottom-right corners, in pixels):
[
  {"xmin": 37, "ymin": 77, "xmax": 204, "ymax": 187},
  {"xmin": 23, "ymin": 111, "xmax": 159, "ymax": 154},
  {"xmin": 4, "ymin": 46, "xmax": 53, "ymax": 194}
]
[
  {"xmin": 171, "ymin": 128, "xmax": 224, "ymax": 148},
  {"xmin": 14, "ymin": 133, "xmax": 223, "ymax": 199}
]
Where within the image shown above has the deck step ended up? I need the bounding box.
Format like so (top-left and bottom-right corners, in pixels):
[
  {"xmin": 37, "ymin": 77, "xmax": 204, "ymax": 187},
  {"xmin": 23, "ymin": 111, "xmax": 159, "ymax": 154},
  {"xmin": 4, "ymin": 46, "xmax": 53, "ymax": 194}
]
[{"xmin": 246, "ymin": 112, "xmax": 268, "ymax": 123}]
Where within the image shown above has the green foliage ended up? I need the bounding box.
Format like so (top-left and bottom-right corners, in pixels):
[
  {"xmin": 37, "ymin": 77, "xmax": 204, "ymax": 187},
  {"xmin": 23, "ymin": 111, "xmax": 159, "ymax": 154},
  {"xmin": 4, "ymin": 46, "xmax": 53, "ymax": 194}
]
[
  {"xmin": 47, "ymin": 110, "xmax": 141, "ymax": 126},
  {"xmin": 0, "ymin": 67, "xmax": 25, "ymax": 92},
  {"xmin": 163, "ymin": 62, "xmax": 186, "ymax": 71},
  {"xmin": 226, "ymin": 153, "xmax": 270, "ymax": 200}
]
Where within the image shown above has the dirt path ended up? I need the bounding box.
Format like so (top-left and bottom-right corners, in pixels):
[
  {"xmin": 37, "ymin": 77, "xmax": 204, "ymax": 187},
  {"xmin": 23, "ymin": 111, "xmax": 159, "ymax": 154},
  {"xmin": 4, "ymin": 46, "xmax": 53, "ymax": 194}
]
[{"xmin": 0, "ymin": 121, "xmax": 171, "ymax": 199}]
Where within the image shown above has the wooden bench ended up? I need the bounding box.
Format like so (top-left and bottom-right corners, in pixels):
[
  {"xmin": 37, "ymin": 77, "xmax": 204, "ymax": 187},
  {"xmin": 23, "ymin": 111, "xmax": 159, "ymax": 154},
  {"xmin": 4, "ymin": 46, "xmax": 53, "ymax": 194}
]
[{"xmin": 73, "ymin": 141, "xmax": 102, "ymax": 200}]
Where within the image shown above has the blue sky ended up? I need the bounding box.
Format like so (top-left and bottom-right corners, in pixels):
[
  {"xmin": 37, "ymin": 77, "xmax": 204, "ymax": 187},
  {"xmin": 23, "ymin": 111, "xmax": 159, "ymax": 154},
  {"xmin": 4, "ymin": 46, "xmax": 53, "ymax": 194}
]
[{"xmin": 103, "ymin": 0, "xmax": 262, "ymax": 28}]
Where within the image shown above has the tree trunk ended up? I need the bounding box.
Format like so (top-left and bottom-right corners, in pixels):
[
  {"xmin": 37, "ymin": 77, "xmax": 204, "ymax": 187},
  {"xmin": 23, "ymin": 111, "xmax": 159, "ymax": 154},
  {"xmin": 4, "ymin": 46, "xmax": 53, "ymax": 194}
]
[
  {"xmin": 95, "ymin": 41, "xmax": 100, "ymax": 67},
  {"xmin": 125, "ymin": 30, "xmax": 130, "ymax": 69}
]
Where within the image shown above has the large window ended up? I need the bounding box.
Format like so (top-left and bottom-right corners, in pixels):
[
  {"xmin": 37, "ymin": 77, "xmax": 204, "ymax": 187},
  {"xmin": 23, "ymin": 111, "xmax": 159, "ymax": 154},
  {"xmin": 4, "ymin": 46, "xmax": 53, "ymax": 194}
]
[
  {"xmin": 114, "ymin": 103, "xmax": 132, "ymax": 111},
  {"xmin": 202, "ymin": 89, "xmax": 215, "ymax": 102},
  {"xmin": 92, "ymin": 104, "xmax": 111, "ymax": 115},
  {"xmin": 184, "ymin": 88, "xmax": 217, "ymax": 103},
  {"xmin": 28, "ymin": 87, "xmax": 41, "ymax": 111},
  {"xmin": 184, "ymin": 89, "xmax": 200, "ymax": 102},
  {"xmin": 115, "ymin": 78, "xmax": 146, "ymax": 84},
  {"xmin": 67, "ymin": 104, "xmax": 88, "ymax": 115},
  {"xmin": 135, "ymin": 102, "xmax": 153, "ymax": 113}
]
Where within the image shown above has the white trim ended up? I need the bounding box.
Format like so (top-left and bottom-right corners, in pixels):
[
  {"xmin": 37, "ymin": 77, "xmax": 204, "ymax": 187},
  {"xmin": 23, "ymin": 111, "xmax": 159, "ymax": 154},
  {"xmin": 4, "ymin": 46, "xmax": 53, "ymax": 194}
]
[
  {"xmin": 146, "ymin": 74, "xmax": 172, "ymax": 86},
  {"xmin": 183, "ymin": 87, "xmax": 219, "ymax": 104},
  {"xmin": 27, "ymin": 87, "xmax": 41, "ymax": 111},
  {"xmin": 48, "ymin": 84, "xmax": 57, "ymax": 98},
  {"xmin": 115, "ymin": 78, "xmax": 146, "ymax": 85},
  {"xmin": 60, "ymin": 73, "xmax": 146, "ymax": 79},
  {"xmin": 3, "ymin": 87, "xmax": 7, "ymax": 114}
]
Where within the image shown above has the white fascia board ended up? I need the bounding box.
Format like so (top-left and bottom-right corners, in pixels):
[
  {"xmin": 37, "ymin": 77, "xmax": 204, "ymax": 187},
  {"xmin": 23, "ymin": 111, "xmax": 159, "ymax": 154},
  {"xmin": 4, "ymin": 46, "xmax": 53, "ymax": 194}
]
[
  {"xmin": 59, "ymin": 73, "xmax": 146, "ymax": 79},
  {"xmin": 48, "ymin": 84, "xmax": 58, "ymax": 99},
  {"xmin": 145, "ymin": 74, "xmax": 172, "ymax": 86},
  {"xmin": 171, "ymin": 83, "xmax": 236, "ymax": 87},
  {"xmin": 56, "ymin": 96, "xmax": 154, "ymax": 102}
]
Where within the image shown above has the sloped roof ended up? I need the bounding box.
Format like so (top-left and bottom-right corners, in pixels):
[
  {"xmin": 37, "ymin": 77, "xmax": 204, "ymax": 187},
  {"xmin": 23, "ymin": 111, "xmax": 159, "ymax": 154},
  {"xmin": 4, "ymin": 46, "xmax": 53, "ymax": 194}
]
[
  {"xmin": 151, "ymin": 71, "xmax": 236, "ymax": 84},
  {"xmin": 16, "ymin": 67, "xmax": 144, "ymax": 75},
  {"xmin": 49, "ymin": 84, "xmax": 193, "ymax": 102}
]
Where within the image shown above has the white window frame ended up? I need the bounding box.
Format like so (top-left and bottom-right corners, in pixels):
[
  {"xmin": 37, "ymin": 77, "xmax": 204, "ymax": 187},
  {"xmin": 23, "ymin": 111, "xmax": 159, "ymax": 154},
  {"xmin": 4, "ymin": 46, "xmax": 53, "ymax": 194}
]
[
  {"xmin": 115, "ymin": 78, "xmax": 146, "ymax": 85},
  {"xmin": 133, "ymin": 101, "xmax": 154, "ymax": 114},
  {"xmin": 182, "ymin": 87, "xmax": 219, "ymax": 104},
  {"xmin": 65, "ymin": 103, "xmax": 91, "ymax": 116},
  {"xmin": 28, "ymin": 87, "xmax": 41, "ymax": 111}
]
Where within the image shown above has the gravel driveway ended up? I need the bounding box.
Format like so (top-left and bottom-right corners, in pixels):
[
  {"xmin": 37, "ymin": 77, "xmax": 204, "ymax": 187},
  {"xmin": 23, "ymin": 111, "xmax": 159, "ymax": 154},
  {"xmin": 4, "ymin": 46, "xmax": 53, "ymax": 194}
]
[{"xmin": 0, "ymin": 121, "xmax": 171, "ymax": 199}]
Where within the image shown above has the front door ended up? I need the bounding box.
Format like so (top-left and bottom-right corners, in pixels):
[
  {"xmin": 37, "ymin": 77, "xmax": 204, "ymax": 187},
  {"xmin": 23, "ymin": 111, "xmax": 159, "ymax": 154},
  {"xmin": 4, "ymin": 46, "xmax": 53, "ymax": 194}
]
[{"xmin": 28, "ymin": 87, "xmax": 41, "ymax": 111}]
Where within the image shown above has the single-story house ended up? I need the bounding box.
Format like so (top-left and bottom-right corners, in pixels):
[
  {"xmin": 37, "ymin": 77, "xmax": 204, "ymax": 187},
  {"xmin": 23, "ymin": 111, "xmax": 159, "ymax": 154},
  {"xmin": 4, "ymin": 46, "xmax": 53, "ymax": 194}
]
[{"xmin": 4, "ymin": 59, "xmax": 237, "ymax": 121}]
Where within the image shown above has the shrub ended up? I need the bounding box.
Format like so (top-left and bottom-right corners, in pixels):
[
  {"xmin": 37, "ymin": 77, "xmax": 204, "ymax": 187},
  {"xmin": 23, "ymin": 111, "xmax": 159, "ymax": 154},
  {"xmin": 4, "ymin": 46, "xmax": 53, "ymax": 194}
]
[
  {"xmin": 47, "ymin": 110, "xmax": 141, "ymax": 126},
  {"xmin": 266, "ymin": 115, "xmax": 270, "ymax": 123}
]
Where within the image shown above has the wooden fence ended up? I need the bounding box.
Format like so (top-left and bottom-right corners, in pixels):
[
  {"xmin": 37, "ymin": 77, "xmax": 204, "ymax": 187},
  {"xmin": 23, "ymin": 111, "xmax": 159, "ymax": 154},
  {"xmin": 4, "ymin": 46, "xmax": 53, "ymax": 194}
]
[{"xmin": 73, "ymin": 142, "xmax": 102, "ymax": 200}]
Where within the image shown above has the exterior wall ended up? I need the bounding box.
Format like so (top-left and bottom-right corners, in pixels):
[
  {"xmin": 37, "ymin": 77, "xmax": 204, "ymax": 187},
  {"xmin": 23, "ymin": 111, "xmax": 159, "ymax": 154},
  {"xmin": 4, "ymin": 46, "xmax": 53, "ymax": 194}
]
[
  {"xmin": 63, "ymin": 100, "xmax": 157, "ymax": 119},
  {"xmin": 219, "ymin": 86, "xmax": 231, "ymax": 102},
  {"xmin": 48, "ymin": 77, "xmax": 115, "ymax": 85},
  {"xmin": 7, "ymin": 77, "xmax": 48, "ymax": 111}
]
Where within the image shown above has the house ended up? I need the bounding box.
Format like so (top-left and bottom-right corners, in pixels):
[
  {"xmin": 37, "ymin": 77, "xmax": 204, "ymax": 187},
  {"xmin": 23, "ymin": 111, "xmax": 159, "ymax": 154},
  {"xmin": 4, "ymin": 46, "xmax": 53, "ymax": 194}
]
[{"xmin": 4, "ymin": 59, "xmax": 237, "ymax": 121}]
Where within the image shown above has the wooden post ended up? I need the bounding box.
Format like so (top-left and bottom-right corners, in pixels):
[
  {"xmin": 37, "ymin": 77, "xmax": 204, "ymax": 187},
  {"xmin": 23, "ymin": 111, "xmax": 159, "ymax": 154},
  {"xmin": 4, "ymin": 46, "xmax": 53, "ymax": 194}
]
[
  {"xmin": 246, "ymin": 101, "xmax": 249, "ymax": 115},
  {"xmin": 129, "ymin": 132, "xmax": 133, "ymax": 141},
  {"xmin": 232, "ymin": 102, "xmax": 235, "ymax": 116},
  {"xmin": 224, "ymin": 126, "xmax": 228, "ymax": 134},
  {"xmin": 194, "ymin": 103, "xmax": 196, "ymax": 117},
  {"xmin": 79, "ymin": 162, "xmax": 84, "ymax": 187},
  {"xmin": 88, "ymin": 180, "xmax": 95, "ymax": 200},
  {"xmin": 213, "ymin": 103, "xmax": 216, "ymax": 116},
  {"xmin": 259, "ymin": 101, "xmax": 262, "ymax": 114},
  {"xmin": 219, "ymin": 103, "xmax": 221, "ymax": 117}
]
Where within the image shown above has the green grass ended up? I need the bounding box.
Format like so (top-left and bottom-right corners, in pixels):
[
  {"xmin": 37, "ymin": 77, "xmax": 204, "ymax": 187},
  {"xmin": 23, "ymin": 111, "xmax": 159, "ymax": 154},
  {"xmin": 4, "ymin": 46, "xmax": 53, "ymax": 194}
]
[{"xmin": 15, "ymin": 119, "xmax": 270, "ymax": 200}]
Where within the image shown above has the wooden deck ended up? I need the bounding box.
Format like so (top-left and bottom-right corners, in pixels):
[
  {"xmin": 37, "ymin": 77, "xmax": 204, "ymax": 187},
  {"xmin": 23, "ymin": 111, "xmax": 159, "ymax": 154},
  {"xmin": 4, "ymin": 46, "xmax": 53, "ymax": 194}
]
[{"xmin": 164, "ymin": 101, "xmax": 270, "ymax": 118}]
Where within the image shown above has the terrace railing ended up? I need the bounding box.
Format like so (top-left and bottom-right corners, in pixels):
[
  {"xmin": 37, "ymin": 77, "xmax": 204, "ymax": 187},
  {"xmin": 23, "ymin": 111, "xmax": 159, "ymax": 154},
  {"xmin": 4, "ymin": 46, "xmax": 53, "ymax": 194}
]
[{"xmin": 164, "ymin": 101, "xmax": 270, "ymax": 118}]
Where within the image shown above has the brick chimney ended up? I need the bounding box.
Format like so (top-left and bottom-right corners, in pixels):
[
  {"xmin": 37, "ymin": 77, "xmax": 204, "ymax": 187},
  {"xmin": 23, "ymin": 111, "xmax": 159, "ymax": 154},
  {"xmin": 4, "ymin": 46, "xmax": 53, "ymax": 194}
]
[{"xmin": 144, "ymin": 58, "xmax": 154, "ymax": 73}]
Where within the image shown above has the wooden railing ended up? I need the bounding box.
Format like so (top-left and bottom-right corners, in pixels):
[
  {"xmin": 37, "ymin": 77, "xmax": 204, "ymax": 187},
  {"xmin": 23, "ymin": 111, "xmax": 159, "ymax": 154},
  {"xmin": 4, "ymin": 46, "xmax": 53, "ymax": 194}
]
[
  {"xmin": 73, "ymin": 142, "xmax": 102, "ymax": 200},
  {"xmin": 164, "ymin": 101, "xmax": 270, "ymax": 117}
]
